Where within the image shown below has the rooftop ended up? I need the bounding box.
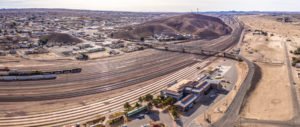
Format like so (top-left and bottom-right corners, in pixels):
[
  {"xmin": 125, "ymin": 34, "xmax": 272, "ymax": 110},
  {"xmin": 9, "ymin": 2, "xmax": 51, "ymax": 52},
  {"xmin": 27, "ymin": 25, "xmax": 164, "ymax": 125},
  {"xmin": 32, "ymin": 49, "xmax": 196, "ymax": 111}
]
[
  {"xmin": 175, "ymin": 94, "xmax": 198, "ymax": 108},
  {"xmin": 167, "ymin": 79, "xmax": 192, "ymax": 93}
]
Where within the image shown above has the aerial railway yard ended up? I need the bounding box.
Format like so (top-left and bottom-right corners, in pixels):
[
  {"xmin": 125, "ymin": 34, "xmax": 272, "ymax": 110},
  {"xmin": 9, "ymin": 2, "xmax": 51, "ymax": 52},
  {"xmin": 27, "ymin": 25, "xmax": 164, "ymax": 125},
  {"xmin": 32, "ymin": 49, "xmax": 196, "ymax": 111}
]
[{"xmin": 0, "ymin": 14, "xmax": 246, "ymax": 127}]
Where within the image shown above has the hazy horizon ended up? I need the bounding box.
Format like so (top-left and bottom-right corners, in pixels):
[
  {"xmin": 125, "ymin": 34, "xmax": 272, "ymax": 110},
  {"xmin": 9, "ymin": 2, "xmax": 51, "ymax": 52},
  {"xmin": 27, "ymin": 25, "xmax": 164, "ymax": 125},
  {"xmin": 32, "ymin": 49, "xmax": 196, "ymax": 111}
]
[{"xmin": 1, "ymin": 0, "xmax": 300, "ymax": 12}]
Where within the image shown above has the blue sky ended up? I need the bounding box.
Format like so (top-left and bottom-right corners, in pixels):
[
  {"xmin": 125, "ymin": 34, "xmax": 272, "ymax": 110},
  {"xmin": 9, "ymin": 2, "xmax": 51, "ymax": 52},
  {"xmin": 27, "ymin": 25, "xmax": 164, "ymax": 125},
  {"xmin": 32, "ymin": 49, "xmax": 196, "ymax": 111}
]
[{"xmin": 1, "ymin": 0, "xmax": 300, "ymax": 12}]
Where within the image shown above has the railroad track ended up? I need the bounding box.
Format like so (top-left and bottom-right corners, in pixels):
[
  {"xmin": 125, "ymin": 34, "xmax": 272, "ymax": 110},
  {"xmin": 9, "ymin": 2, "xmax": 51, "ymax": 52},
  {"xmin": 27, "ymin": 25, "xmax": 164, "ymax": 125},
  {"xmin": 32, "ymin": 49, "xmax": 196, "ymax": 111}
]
[
  {"xmin": 0, "ymin": 59, "xmax": 198, "ymax": 101},
  {"xmin": 0, "ymin": 52, "xmax": 185, "ymax": 86},
  {"xmin": 0, "ymin": 61, "xmax": 209, "ymax": 127},
  {"xmin": 0, "ymin": 53, "xmax": 192, "ymax": 87},
  {"xmin": 0, "ymin": 16, "xmax": 243, "ymax": 126},
  {"xmin": 0, "ymin": 55, "xmax": 196, "ymax": 95}
]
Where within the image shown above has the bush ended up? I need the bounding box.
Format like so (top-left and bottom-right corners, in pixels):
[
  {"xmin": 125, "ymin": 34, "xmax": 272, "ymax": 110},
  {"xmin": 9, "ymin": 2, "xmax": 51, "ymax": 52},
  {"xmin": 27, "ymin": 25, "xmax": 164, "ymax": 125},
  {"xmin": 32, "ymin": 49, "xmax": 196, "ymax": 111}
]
[
  {"xmin": 140, "ymin": 37, "xmax": 145, "ymax": 42},
  {"xmin": 292, "ymin": 57, "xmax": 300, "ymax": 66},
  {"xmin": 294, "ymin": 48, "xmax": 300, "ymax": 55}
]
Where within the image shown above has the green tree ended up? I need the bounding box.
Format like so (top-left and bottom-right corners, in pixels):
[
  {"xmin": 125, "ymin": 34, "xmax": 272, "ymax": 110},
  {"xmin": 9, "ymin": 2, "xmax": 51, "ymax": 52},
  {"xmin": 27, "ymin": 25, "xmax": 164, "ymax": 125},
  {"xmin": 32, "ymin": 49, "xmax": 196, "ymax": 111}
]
[
  {"xmin": 152, "ymin": 99, "xmax": 160, "ymax": 107},
  {"xmin": 138, "ymin": 96, "xmax": 143, "ymax": 103},
  {"xmin": 140, "ymin": 37, "xmax": 145, "ymax": 42},
  {"xmin": 12, "ymin": 22, "xmax": 17, "ymax": 27},
  {"xmin": 169, "ymin": 105, "xmax": 179, "ymax": 118},
  {"xmin": 124, "ymin": 102, "xmax": 131, "ymax": 111},
  {"xmin": 171, "ymin": 109, "xmax": 178, "ymax": 118},
  {"xmin": 110, "ymin": 33, "xmax": 114, "ymax": 38},
  {"xmin": 135, "ymin": 102, "xmax": 141, "ymax": 108},
  {"xmin": 38, "ymin": 37, "xmax": 48, "ymax": 46},
  {"xmin": 145, "ymin": 94, "xmax": 153, "ymax": 102},
  {"xmin": 147, "ymin": 102, "xmax": 153, "ymax": 110},
  {"xmin": 163, "ymin": 97, "xmax": 176, "ymax": 106},
  {"xmin": 158, "ymin": 95, "xmax": 165, "ymax": 101}
]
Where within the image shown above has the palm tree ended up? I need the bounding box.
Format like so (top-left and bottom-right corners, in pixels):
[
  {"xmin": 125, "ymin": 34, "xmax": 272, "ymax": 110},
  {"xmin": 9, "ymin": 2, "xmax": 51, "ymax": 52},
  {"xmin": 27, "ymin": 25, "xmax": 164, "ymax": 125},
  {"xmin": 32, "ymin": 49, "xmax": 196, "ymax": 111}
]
[
  {"xmin": 169, "ymin": 105, "xmax": 179, "ymax": 118},
  {"xmin": 171, "ymin": 110, "xmax": 179, "ymax": 118},
  {"xmin": 138, "ymin": 96, "xmax": 143, "ymax": 103},
  {"xmin": 147, "ymin": 102, "xmax": 153, "ymax": 110}
]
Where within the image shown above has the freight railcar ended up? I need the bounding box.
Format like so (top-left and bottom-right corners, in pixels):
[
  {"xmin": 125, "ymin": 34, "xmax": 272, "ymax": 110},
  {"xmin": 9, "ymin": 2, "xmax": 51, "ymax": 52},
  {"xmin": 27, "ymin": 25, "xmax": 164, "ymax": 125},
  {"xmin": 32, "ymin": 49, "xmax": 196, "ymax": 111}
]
[
  {"xmin": 0, "ymin": 74, "xmax": 57, "ymax": 81},
  {"xmin": 6, "ymin": 68, "xmax": 82, "ymax": 76}
]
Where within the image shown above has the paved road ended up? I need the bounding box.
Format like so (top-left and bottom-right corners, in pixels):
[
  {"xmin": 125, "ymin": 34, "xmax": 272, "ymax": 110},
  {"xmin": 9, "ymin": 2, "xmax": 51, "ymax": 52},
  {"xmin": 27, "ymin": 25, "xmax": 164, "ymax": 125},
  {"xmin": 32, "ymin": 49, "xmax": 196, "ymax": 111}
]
[
  {"xmin": 211, "ymin": 18, "xmax": 260, "ymax": 127},
  {"xmin": 283, "ymin": 40, "xmax": 300, "ymax": 117},
  {"xmin": 126, "ymin": 110, "xmax": 175, "ymax": 127},
  {"xmin": 212, "ymin": 56, "xmax": 256, "ymax": 127}
]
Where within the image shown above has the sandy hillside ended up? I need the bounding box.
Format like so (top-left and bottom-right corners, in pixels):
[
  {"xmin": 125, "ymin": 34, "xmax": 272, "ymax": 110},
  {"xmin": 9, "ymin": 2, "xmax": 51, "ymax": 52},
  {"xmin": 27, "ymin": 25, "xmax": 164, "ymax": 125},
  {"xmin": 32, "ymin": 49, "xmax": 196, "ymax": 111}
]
[{"xmin": 113, "ymin": 14, "xmax": 232, "ymax": 40}]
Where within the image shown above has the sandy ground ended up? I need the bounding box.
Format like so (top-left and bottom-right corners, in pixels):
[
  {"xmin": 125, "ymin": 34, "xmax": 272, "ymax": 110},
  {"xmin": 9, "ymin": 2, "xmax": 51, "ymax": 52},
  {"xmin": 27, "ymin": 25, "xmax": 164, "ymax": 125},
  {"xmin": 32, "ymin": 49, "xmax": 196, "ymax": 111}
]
[
  {"xmin": 241, "ymin": 123, "xmax": 282, "ymax": 127},
  {"xmin": 239, "ymin": 15, "xmax": 294, "ymax": 121},
  {"xmin": 240, "ymin": 15, "xmax": 300, "ymax": 37},
  {"xmin": 240, "ymin": 64, "xmax": 293, "ymax": 120}
]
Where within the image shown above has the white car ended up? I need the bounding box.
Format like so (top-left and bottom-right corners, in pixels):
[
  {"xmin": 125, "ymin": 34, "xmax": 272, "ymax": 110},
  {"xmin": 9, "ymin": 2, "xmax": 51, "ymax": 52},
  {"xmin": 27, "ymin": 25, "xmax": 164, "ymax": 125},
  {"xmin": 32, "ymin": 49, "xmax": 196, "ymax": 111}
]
[
  {"xmin": 141, "ymin": 124, "xmax": 150, "ymax": 127},
  {"xmin": 210, "ymin": 94, "xmax": 216, "ymax": 98}
]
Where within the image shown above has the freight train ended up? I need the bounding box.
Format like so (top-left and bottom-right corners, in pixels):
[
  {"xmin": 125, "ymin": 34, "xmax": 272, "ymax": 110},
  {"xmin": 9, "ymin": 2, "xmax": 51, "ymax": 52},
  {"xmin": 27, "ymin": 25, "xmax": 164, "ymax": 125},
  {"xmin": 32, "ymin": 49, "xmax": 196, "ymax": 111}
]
[
  {"xmin": 0, "ymin": 68, "xmax": 82, "ymax": 76},
  {"xmin": 0, "ymin": 68, "xmax": 81, "ymax": 81},
  {"xmin": 0, "ymin": 74, "xmax": 57, "ymax": 81}
]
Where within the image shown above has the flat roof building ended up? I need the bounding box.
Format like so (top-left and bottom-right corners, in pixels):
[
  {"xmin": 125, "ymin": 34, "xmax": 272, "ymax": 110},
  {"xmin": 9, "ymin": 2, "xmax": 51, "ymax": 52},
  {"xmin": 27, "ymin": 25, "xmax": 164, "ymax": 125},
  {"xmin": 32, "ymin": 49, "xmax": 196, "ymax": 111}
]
[
  {"xmin": 167, "ymin": 79, "xmax": 192, "ymax": 93},
  {"xmin": 175, "ymin": 94, "xmax": 199, "ymax": 111},
  {"xmin": 161, "ymin": 79, "xmax": 193, "ymax": 100},
  {"xmin": 185, "ymin": 81, "xmax": 211, "ymax": 95}
]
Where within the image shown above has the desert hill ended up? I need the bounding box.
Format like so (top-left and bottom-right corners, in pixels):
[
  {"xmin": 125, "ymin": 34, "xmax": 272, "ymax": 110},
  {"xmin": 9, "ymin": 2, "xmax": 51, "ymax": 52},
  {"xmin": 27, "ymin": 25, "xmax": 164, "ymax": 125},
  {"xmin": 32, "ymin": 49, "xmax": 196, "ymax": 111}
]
[
  {"xmin": 39, "ymin": 33, "xmax": 82, "ymax": 46},
  {"xmin": 113, "ymin": 14, "xmax": 232, "ymax": 41}
]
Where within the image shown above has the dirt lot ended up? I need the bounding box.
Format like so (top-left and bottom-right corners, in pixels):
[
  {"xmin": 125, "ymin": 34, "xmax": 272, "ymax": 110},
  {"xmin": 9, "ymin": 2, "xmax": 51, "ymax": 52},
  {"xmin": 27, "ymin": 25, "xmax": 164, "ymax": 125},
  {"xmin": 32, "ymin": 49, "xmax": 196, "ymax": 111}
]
[
  {"xmin": 239, "ymin": 15, "xmax": 294, "ymax": 121},
  {"xmin": 240, "ymin": 64, "xmax": 293, "ymax": 120},
  {"xmin": 241, "ymin": 123, "xmax": 282, "ymax": 127},
  {"xmin": 240, "ymin": 15, "xmax": 300, "ymax": 37}
]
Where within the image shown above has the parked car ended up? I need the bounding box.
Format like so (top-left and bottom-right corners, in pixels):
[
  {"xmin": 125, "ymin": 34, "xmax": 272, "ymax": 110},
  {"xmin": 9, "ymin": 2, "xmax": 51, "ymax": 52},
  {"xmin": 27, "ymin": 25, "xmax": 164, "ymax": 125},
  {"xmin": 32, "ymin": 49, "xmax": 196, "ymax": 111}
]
[
  {"xmin": 209, "ymin": 94, "xmax": 216, "ymax": 98},
  {"xmin": 136, "ymin": 114, "xmax": 145, "ymax": 119},
  {"xmin": 141, "ymin": 124, "xmax": 150, "ymax": 127}
]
